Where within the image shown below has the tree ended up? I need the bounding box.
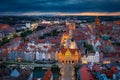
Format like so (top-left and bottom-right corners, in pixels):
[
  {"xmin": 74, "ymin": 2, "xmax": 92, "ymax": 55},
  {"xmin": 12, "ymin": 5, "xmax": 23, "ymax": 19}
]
[
  {"xmin": 0, "ymin": 41, "xmax": 3, "ymax": 46},
  {"xmin": 13, "ymin": 33, "xmax": 18, "ymax": 38},
  {"xmin": 39, "ymin": 36, "xmax": 44, "ymax": 39},
  {"xmin": 20, "ymin": 30, "xmax": 32, "ymax": 38},
  {"xmin": 2, "ymin": 37, "xmax": 9, "ymax": 43},
  {"xmin": 83, "ymin": 42, "xmax": 94, "ymax": 52}
]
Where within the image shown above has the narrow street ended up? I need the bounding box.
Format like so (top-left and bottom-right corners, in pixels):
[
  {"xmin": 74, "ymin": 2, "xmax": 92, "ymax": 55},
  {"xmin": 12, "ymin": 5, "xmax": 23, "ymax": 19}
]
[{"xmin": 60, "ymin": 64, "xmax": 75, "ymax": 80}]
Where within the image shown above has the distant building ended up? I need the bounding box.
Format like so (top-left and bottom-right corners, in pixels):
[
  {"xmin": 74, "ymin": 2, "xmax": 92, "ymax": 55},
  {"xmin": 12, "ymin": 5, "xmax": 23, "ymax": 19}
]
[
  {"xmin": 9, "ymin": 50, "xmax": 16, "ymax": 60},
  {"xmin": 81, "ymin": 55, "xmax": 88, "ymax": 64},
  {"xmin": 10, "ymin": 69, "xmax": 20, "ymax": 77},
  {"xmin": 87, "ymin": 53, "xmax": 95, "ymax": 63},
  {"xmin": 0, "ymin": 24, "xmax": 15, "ymax": 39},
  {"xmin": 95, "ymin": 16, "xmax": 101, "ymax": 26},
  {"xmin": 23, "ymin": 41, "xmax": 57, "ymax": 61},
  {"xmin": 41, "ymin": 20, "xmax": 51, "ymax": 24},
  {"xmin": 26, "ymin": 22, "xmax": 31, "ymax": 28},
  {"xmin": 94, "ymin": 51, "xmax": 100, "ymax": 63},
  {"xmin": 81, "ymin": 51, "xmax": 100, "ymax": 64}
]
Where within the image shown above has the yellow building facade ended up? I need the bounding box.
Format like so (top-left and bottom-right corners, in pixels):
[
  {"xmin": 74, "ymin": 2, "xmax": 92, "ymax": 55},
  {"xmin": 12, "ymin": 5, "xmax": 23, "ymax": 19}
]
[{"xmin": 58, "ymin": 49, "xmax": 81, "ymax": 63}]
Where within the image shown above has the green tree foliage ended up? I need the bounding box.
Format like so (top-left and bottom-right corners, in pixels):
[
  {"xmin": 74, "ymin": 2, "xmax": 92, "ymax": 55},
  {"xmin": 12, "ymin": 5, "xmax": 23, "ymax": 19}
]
[
  {"xmin": 51, "ymin": 64, "xmax": 60, "ymax": 73},
  {"xmin": 2, "ymin": 37, "xmax": 9, "ymax": 44},
  {"xmin": 39, "ymin": 36, "xmax": 45, "ymax": 39},
  {"xmin": 13, "ymin": 33, "xmax": 18, "ymax": 38},
  {"xmin": 0, "ymin": 37, "xmax": 10, "ymax": 47},
  {"xmin": 83, "ymin": 42, "xmax": 94, "ymax": 52},
  {"xmin": 112, "ymin": 42, "xmax": 120, "ymax": 46},
  {"xmin": 20, "ymin": 30, "xmax": 32, "ymax": 39}
]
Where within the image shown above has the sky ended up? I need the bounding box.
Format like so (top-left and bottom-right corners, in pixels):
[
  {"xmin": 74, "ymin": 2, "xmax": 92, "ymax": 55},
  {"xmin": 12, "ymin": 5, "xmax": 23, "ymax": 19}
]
[{"xmin": 0, "ymin": 0, "xmax": 120, "ymax": 16}]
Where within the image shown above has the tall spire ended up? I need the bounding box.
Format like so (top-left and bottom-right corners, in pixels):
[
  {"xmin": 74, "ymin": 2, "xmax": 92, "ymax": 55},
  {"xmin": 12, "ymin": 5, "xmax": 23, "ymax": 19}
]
[
  {"xmin": 69, "ymin": 38, "xmax": 77, "ymax": 49},
  {"xmin": 95, "ymin": 16, "xmax": 100, "ymax": 26}
]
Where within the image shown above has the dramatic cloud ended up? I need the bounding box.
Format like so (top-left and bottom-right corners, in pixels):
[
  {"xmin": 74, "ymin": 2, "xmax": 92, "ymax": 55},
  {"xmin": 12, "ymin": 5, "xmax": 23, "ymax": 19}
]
[{"xmin": 0, "ymin": 0, "xmax": 120, "ymax": 15}]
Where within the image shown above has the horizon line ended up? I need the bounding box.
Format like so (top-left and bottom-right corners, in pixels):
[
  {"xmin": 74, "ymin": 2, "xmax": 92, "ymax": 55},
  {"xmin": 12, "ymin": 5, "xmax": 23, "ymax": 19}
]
[{"xmin": 0, "ymin": 12, "xmax": 120, "ymax": 16}]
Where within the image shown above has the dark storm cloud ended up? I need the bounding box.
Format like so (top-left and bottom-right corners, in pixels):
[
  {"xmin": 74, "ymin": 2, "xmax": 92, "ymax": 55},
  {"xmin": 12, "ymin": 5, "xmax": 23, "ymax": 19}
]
[{"xmin": 0, "ymin": 0, "xmax": 120, "ymax": 14}]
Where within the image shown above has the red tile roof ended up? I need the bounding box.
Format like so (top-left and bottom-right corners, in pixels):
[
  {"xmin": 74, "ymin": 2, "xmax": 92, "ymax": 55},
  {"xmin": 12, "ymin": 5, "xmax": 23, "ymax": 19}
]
[
  {"xmin": 115, "ymin": 47, "xmax": 120, "ymax": 51},
  {"xmin": 41, "ymin": 69, "xmax": 52, "ymax": 80},
  {"xmin": 93, "ymin": 65, "xmax": 100, "ymax": 72},
  {"xmin": 107, "ymin": 52, "xmax": 120, "ymax": 57},
  {"xmin": 113, "ymin": 20, "xmax": 120, "ymax": 25},
  {"xmin": 37, "ymin": 39, "xmax": 46, "ymax": 43},
  {"xmin": 0, "ymin": 24, "xmax": 9, "ymax": 29},
  {"xmin": 105, "ymin": 26, "xmax": 112, "ymax": 30},
  {"xmin": 111, "ymin": 66, "xmax": 118, "ymax": 74},
  {"xmin": 0, "ymin": 51, "xmax": 9, "ymax": 57},
  {"xmin": 96, "ymin": 26, "xmax": 104, "ymax": 31},
  {"xmin": 43, "ymin": 46, "xmax": 48, "ymax": 48},
  {"xmin": 80, "ymin": 66, "xmax": 94, "ymax": 80}
]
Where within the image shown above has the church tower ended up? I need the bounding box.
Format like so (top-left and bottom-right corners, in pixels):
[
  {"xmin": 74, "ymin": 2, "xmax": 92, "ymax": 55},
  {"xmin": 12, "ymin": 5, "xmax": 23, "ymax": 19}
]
[
  {"xmin": 69, "ymin": 38, "xmax": 77, "ymax": 49},
  {"xmin": 95, "ymin": 16, "xmax": 100, "ymax": 26}
]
